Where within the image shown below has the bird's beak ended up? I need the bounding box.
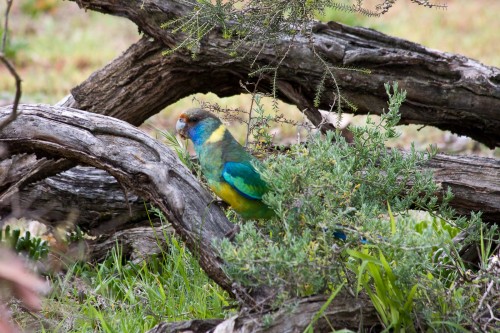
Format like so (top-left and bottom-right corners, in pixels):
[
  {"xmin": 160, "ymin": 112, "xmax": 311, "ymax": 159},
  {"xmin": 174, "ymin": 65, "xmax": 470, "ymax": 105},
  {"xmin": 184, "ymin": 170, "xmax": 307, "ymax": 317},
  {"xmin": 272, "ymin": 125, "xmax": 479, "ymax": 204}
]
[{"xmin": 176, "ymin": 118, "xmax": 187, "ymax": 139}]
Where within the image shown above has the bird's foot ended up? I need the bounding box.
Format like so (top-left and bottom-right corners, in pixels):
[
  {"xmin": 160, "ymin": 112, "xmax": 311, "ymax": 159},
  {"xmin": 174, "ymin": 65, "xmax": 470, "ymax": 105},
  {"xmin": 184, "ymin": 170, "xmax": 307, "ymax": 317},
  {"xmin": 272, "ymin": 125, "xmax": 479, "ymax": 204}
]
[{"xmin": 213, "ymin": 199, "xmax": 229, "ymax": 209}]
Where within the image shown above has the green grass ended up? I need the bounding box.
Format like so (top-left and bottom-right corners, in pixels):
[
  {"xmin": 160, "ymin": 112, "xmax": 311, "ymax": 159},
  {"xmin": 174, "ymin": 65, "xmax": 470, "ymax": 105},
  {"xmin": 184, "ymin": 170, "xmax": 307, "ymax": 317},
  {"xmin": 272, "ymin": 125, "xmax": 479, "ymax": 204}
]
[{"xmin": 32, "ymin": 236, "xmax": 231, "ymax": 332}]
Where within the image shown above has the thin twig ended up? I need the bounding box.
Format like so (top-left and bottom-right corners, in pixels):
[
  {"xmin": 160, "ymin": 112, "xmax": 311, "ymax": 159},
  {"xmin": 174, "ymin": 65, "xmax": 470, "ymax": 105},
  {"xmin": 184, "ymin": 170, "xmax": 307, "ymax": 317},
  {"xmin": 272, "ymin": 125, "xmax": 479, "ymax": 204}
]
[
  {"xmin": 1, "ymin": 0, "xmax": 12, "ymax": 51},
  {"xmin": 243, "ymin": 75, "xmax": 263, "ymax": 148},
  {"xmin": 473, "ymin": 280, "xmax": 495, "ymax": 320},
  {"xmin": 0, "ymin": 0, "xmax": 22, "ymax": 131}
]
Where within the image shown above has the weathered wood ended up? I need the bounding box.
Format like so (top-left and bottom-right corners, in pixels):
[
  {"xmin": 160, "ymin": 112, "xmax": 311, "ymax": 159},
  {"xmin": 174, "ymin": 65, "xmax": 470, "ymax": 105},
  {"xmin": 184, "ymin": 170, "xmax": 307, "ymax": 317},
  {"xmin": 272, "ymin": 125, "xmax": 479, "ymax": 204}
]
[
  {"xmin": 84, "ymin": 225, "xmax": 173, "ymax": 263},
  {"xmin": 3, "ymin": 143, "xmax": 498, "ymax": 226},
  {"xmin": 65, "ymin": 0, "xmax": 500, "ymax": 147},
  {"xmin": 147, "ymin": 294, "xmax": 380, "ymax": 333},
  {"xmin": 0, "ymin": 165, "xmax": 151, "ymax": 232},
  {"xmin": 0, "ymin": 155, "xmax": 74, "ymax": 206},
  {"xmin": 425, "ymin": 154, "xmax": 500, "ymax": 222},
  {"xmin": 0, "ymin": 104, "xmax": 236, "ymax": 297}
]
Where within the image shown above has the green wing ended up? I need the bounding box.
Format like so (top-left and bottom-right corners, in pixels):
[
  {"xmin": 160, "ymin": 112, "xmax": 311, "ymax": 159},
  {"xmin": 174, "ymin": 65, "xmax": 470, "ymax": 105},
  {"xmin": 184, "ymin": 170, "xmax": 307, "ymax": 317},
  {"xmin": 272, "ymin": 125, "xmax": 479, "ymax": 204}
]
[{"xmin": 222, "ymin": 161, "xmax": 268, "ymax": 200}]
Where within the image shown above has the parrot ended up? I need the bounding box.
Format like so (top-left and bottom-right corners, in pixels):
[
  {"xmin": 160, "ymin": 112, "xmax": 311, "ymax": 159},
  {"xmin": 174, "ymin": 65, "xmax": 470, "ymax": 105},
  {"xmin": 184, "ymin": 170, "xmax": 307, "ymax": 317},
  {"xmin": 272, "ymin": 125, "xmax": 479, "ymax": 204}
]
[{"xmin": 175, "ymin": 108, "xmax": 275, "ymax": 220}]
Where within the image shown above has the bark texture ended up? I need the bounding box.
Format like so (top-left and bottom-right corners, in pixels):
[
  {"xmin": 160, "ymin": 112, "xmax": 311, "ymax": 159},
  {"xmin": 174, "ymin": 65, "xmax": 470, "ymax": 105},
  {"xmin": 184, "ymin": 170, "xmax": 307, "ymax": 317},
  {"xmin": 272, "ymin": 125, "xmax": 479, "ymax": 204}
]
[
  {"xmin": 0, "ymin": 104, "xmax": 236, "ymax": 296},
  {"xmin": 1, "ymin": 165, "xmax": 150, "ymax": 232},
  {"xmin": 3, "ymin": 142, "xmax": 498, "ymax": 227},
  {"xmin": 147, "ymin": 294, "xmax": 380, "ymax": 333},
  {"xmin": 425, "ymin": 154, "xmax": 500, "ymax": 222},
  {"xmin": 64, "ymin": 0, "xmax": 500, "ymax": 147}
]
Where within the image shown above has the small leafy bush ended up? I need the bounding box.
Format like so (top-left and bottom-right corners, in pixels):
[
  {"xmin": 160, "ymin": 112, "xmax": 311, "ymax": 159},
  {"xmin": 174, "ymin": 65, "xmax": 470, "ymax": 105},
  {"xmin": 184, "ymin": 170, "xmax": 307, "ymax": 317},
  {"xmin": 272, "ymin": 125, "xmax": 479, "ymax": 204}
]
[{"xmin": 219, "ymin": 83, "xmax": 498, "ymax": 330}]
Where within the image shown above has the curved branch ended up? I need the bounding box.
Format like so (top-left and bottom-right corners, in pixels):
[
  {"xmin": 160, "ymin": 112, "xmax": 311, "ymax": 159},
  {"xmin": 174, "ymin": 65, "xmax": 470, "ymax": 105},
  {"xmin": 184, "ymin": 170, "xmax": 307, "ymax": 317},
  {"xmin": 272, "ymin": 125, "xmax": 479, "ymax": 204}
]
[
  {"xmin": 0, "ymin": 104, "xmax": 236, "ymax": 295},
  {"xmin": 65, "ymin": 0, "xmax": 500, "ymax": 147}
]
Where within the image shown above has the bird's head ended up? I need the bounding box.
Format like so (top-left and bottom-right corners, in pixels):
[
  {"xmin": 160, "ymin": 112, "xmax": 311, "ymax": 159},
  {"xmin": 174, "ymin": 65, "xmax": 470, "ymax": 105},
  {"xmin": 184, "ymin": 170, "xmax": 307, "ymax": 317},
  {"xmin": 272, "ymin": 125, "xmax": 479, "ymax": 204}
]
[{"xmin": 176, "ymin": 109, "xmax": 223, "ymax": 145}]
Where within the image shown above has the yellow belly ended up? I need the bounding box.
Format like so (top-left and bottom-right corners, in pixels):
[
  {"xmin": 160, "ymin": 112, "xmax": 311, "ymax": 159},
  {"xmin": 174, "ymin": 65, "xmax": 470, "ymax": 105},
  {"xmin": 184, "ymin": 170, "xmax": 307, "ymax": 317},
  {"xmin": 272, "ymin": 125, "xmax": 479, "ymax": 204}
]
[
  {"xmin": 211, "ymin": 182, "xmax": 251, "ymax": 212},
  {"xmin": 209, "ymin": 181, "xmax": 271, "ymax": 219}
]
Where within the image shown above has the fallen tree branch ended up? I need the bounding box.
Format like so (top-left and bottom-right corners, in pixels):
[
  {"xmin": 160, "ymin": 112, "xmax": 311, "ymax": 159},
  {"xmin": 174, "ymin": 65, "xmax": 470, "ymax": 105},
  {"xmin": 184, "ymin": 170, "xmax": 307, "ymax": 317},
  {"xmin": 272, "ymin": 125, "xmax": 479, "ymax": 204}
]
[
  {"xmin": 147, "ymin": 293, "xmax": 380, "ymax": 333},
  {"xmin": 0, "ymin": 104, "xmax": 237, "ymax": 297},
  {"xmin": 424, "ymin": 154, "xmax": 500, "ymax": 222},
  {"xmin": 65, "ymin": 0, "xmax": 500, "ymax": 147}
]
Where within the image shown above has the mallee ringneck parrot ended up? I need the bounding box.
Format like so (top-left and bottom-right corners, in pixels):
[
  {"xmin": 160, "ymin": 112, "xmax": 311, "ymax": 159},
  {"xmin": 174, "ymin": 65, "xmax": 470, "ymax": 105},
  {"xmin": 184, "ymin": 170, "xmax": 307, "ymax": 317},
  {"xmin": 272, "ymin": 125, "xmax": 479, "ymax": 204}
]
[{"xmin": 176, "ymin": 109, "xmax": 274, "ymax": 220}]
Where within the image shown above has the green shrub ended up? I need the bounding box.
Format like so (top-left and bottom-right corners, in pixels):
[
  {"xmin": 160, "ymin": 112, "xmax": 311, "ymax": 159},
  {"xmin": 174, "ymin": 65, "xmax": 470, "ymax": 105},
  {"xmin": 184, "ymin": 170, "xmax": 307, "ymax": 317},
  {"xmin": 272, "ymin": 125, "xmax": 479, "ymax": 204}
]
[{"xmin": 219, "ymin": 83, "xmax": 496, "ymax": 330}]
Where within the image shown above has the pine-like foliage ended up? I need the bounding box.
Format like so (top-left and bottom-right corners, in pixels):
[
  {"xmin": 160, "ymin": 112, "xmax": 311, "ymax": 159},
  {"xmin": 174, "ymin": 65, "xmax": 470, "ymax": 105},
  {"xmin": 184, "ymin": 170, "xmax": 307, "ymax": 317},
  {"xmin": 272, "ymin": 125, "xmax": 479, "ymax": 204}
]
[
  {"xmin": 162, "ymin": 0, "xmax": 446, "ymax": 115},
  {"xmin": 162, "ymin": 0, "xmax": 447, "ymax": 55}
]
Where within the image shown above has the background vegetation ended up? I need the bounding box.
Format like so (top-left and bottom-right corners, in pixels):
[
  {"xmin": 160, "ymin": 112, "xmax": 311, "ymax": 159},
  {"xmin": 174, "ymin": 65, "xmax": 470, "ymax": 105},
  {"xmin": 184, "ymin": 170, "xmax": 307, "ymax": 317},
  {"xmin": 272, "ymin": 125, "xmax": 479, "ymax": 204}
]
[{"xmin": 218, "ymin": 84, "xmax": 498, "ymax": 331}]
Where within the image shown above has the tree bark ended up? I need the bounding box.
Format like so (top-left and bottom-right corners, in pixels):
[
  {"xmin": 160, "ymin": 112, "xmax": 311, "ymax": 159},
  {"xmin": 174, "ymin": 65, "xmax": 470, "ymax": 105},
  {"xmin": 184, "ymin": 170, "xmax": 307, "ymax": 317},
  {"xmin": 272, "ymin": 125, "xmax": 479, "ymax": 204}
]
[
  {"xmin": 1, "ymin": 165, "xmax": 151, "ymax": 232},
  {"xmin": 146, "ymin": 294, "xmax": 380, "ymax": 333},
  {"xmin": 0, "ymin": 104, "xmax": 237, "ymax": 298},
  {"xmin": 424, "ymin": 154, "xmax": 500, "ymax": 222},
  {"xmin": 3, "ymin": 141, "xmax": 498, "ymax": 227},
  {"xmin": 64, "ymin": 0, "xmax": 500, "ymax": 148}
]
